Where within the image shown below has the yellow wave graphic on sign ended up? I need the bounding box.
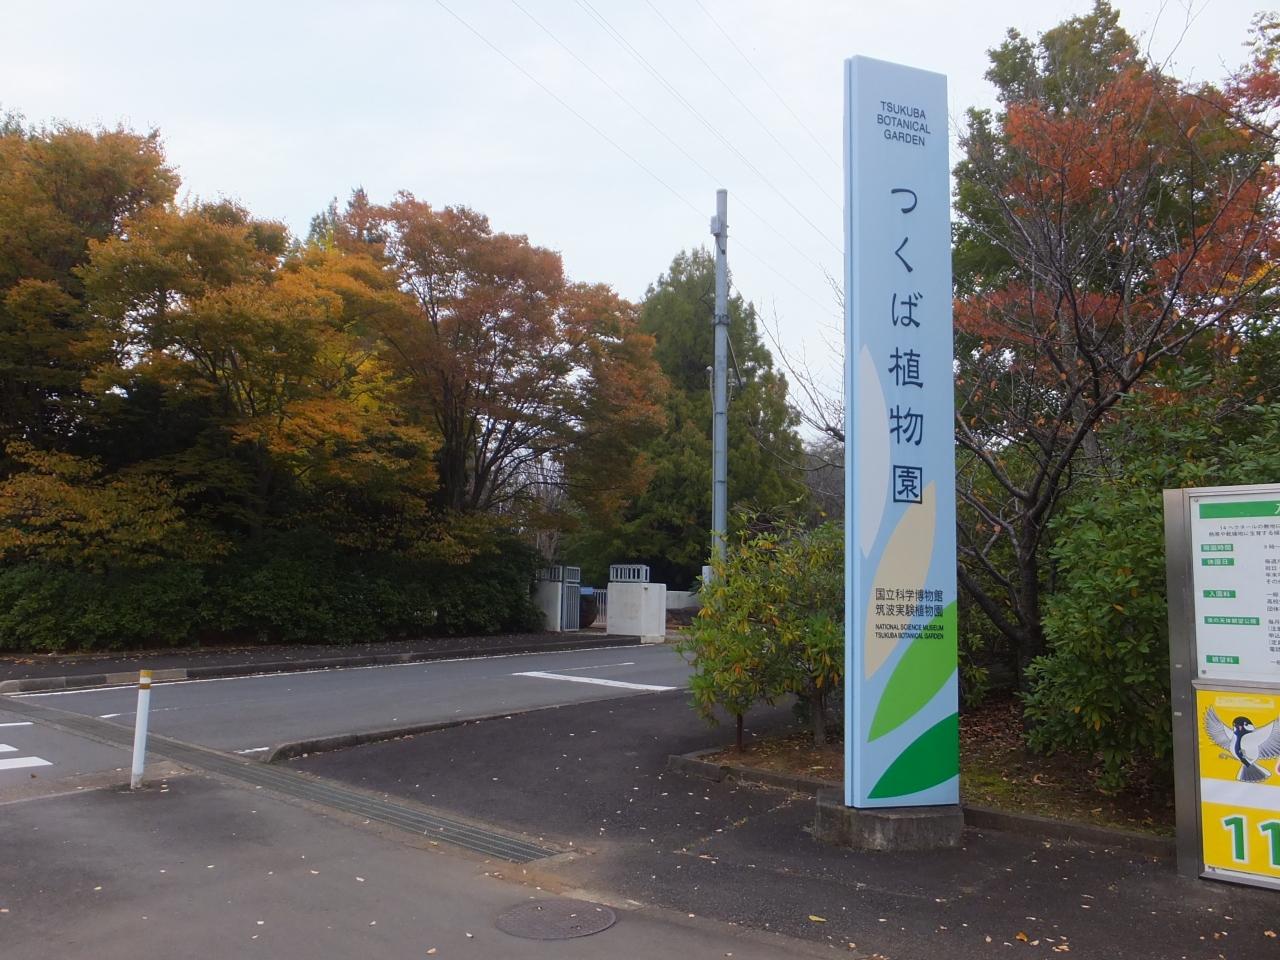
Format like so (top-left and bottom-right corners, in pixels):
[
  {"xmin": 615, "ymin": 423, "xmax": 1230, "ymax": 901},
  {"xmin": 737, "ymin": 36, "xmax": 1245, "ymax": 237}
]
[{"xmin": 864, "ymin": 482, "xmax": 936, "ymax": 679}]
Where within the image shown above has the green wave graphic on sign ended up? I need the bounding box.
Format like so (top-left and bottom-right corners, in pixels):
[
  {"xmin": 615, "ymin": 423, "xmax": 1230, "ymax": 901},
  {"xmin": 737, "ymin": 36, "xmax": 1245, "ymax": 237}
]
[
  {"xmin": 869, "ymin": 601, "xmax": 957, "ymax": 741},
  {"xmin": 868, "ymin": 712, "xmax": 959, "ymax": 800}
]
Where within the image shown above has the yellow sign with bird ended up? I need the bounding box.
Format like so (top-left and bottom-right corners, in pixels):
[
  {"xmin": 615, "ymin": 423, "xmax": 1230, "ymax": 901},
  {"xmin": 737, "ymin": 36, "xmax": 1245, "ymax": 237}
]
[{"xmin": 1197, "ymin": 688, "xmax": 1280, "ymax": 880}]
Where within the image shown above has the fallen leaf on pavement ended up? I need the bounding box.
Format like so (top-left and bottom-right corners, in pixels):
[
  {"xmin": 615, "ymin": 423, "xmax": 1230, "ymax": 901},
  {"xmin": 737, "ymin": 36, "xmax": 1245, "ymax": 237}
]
[
  {"xmin": 809, "ymin": 915, "xmax": 827, "ymax": 923},
  {"xmin": 1016, "ymin": 932, "xmax": 1028, "ymax": 942}
]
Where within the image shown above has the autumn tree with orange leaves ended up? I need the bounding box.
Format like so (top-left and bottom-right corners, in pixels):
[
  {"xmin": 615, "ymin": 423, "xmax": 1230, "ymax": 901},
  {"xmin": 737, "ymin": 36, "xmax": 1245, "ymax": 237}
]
[
  {"xmin": 0, "ymin": 119, "xmax": 671, "ymax": 651},
  {"xmin": 952, "ymin": 2, "xmax": 1280, "ymax": 673},
  {"xmin": 321, "ymin": 193, "xmax": 666, "ymax": 524}
]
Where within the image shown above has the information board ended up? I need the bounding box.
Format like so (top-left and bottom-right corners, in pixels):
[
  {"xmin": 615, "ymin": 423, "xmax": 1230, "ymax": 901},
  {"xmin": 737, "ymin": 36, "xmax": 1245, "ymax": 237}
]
[
  {"xmin": 843, "ymin": 56, "xmax": 957, "ymax": 809},
  {"xmin": 1189, "ymin": 493, "xmax": 1280, "ymax": 681},
  {"xmin": 1166, "ymin": 483, "xmax": 1280, "ymax": 890}
]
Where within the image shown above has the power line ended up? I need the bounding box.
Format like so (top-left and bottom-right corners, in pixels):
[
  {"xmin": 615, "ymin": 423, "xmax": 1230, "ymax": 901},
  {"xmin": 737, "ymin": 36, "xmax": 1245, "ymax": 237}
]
[
  {"xmin": 507, "ymin": 0, "xmax": 835, "ymax": 280},
  {"xmin": 692, "ymin": 0, "xmax": 841, "ymax": 170},
  {"xmin": 640, "ymin": 0, "xmax": 839, "ymax": 208},
  {"xmin": 734, "ymin": 237, "xmax": 842, "ymax": 321},
  {"xmin": 434, "ymin": 0, "xmax": 842, "ymax": 325},
  {"xmin": 573, "ymin": 0, "xmax": 841, "ymax": 255},
  {"xmin": 433, "ymin": 0, "xmax": 696, "ymax": 216}
]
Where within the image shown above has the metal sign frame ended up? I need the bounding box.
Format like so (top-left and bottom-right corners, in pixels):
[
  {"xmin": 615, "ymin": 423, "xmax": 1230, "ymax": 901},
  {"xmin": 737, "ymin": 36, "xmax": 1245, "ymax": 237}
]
[{"xmin": 1165, "ymin": 484, "xmax": 1280, "ymax": 890}]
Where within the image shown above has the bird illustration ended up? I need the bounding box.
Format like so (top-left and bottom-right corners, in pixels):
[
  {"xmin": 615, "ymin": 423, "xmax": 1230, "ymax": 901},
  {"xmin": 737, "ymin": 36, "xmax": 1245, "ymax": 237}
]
[{"xmin": 1204, "ymin": 708, "xmax": 1280, "ymax": 782}]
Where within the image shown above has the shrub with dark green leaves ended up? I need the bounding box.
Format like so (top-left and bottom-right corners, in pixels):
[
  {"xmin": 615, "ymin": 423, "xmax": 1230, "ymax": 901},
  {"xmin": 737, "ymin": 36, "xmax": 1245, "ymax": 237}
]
[
  {"xmin": 1025, "ymin": 398, "xmax": 1280, "ymax": 791},
  {"xmin": 0, "ymin": 530, "xmax": 543, "ymax": 652},
  {"xmin": 679, "ymin": 518, "xmax": 843, "ymax": 748},
  {"xmin": 0, "ymin": 562, "xmax": 204, "ymax": 651},
  {"xmin": 1025, "ymin": 478, "xmax": 1177, "ymax": 791}
]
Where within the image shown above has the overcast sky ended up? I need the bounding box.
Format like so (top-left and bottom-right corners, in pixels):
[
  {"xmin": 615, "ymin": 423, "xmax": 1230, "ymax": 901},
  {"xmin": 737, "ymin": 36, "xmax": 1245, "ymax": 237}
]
[{"xmin": 1, "ymin": 0, "xmax": 1265, "ymax": 406}]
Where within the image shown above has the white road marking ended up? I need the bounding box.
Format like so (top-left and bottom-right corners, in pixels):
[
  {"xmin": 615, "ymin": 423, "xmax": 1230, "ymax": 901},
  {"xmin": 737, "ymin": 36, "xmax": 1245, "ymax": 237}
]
[
  {"xmin": 12, "ymin": 645, "xmax": 661, "ymax": 697},
  {"xmin": 511, "ymin": 671, "xmax": 676, "ymax": 692},
  {"xmin": 98, "ymin": 713, "xmax": 123, "ymax": 719},
  {"xmin": 557, "ymin": 662, "xmax": 637, "ymax": 672},
  {"xmin": 235, "ymin": 747, "xmax": 269, "ymax": 754},
  {"xmin": 0, "ymin": 756, "xmax": 51, "ymax": 771},
  {"xmin": 0, "ymin": 744, "xmax": 15, "ymax": 753},
  {"xmin": 0, "ymin": 721, "xmax": 33, "ymax": 728}
]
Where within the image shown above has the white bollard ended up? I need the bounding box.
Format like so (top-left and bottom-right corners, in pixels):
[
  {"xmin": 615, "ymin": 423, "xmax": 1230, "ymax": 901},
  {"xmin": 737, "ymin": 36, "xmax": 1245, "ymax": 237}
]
[{"xmin": 129, "ymin": 669, "xmax": 152, "ymax": 790}]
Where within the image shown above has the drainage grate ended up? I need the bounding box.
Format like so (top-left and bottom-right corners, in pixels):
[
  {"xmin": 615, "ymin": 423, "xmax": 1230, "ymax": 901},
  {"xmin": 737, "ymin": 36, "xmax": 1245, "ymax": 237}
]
[{"xmin": 0, "ymin": 696, "xmax": 557, "ymax": 863}]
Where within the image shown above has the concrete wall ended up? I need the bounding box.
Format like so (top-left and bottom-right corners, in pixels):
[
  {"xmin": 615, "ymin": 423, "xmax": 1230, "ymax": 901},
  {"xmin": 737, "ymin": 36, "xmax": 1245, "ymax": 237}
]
[
  {"xmin": 665, "ymin": 590, "xmax": 701, "ymax": 611},
  {"xmin": 606, "ymin": 581, "xmax": 666, "ymax": 642},
  {"xmin": 533, "ymin": 580, "xmax": 563, "ymax": 633}
]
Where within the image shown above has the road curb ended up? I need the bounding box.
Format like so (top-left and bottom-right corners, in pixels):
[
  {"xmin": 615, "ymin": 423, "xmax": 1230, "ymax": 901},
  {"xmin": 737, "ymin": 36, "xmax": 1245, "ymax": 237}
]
[
  {"xmin": 263, "ymin": 700, "xmax": 614, "ymax": 764},
  {"xmin": 667, "ymin": 747, "xmax": 837, "ymax": 794},
  {"xmin": 961, "ymin": 804, "xmax": 1174, "ymax": 858},
  {"xmin": 0, "ymin": 635, "xmax": 641, "ymax": 694},
  {"xmin": 264, "ymin": 717, "xmax": 483, "ymax": 764},
  {"xmin": 667, "ymin": 749, "xmax": 1175, "ymax": 860}
]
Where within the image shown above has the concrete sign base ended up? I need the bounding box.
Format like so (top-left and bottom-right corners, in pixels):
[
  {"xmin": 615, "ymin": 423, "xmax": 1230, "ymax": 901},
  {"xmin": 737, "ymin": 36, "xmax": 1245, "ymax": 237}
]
[{"xmin": 814, "ymin": 789, "xmax": 962, "ymax": 850}]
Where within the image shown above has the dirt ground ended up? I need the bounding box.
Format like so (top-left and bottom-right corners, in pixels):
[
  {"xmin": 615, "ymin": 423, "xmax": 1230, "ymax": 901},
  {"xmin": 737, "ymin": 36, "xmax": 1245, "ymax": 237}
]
[{"xmin": 705, "ymin": 696, "xmax": 1175, "ymax": 836}]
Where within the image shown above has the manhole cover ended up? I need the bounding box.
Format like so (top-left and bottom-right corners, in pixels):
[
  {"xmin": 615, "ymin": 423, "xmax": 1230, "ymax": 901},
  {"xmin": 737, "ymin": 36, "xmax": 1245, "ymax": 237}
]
[{"xmin": 495, "ymin": 898, "xmax": 617, "ymax": 940}]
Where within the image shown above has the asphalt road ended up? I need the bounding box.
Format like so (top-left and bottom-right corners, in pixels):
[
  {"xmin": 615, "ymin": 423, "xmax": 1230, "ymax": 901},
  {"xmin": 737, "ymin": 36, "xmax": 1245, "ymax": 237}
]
[
  {"xmin": 2, "ymin": 644, "xmax": 689, "ymax": 786},
  {"xmin": 0, "ymin": 707, "xmax": 130, "ymax": 787}
]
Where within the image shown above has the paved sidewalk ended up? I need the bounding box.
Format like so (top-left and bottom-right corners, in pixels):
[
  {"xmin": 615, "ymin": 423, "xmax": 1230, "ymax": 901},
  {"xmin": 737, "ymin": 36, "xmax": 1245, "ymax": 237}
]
[
  {"xmin": 0, "ymin": 772, "xmax": 823, "ymax": 960},
  {"xmin": 296, "ymin": 691, "xmax": 1279, "ymax": 960}
]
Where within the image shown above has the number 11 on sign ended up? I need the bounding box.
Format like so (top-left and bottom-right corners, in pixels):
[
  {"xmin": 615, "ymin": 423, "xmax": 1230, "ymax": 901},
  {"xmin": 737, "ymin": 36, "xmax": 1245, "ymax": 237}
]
[{"xmin": 1222, "ymin": 815, "xmax": 1280, "ymax": 866}]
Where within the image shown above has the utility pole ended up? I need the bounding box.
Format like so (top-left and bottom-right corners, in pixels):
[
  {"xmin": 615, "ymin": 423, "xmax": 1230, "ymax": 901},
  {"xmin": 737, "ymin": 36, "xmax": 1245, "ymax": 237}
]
[{"xmin": 710, "ymin": 189, "xmax": 729, "ymax": 564}]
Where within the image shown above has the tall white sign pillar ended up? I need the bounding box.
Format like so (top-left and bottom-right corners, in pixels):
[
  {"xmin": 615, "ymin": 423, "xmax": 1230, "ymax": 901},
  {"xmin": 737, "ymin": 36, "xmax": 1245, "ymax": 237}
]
[{"xmin": 843, "ymin": 57, "xmax": 959, "ymax": 810}]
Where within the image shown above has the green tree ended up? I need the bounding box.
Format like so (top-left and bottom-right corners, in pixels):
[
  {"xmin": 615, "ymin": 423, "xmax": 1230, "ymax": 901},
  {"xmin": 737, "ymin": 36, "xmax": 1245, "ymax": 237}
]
[{"xmin": 569, "ymin": 249, "xmax": 807, "ymax": 586}]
